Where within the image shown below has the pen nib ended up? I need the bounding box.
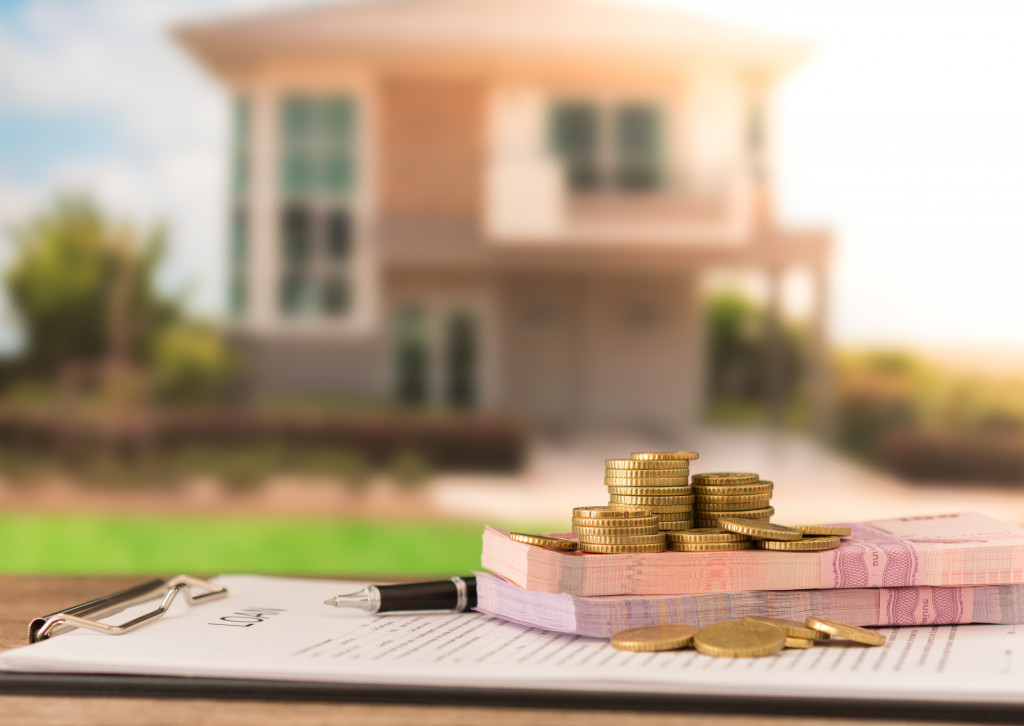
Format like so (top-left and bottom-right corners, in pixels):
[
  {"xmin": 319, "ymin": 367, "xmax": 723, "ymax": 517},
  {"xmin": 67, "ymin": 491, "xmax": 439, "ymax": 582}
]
[{"xmin": 323, "ymin": 588, "xmax": 377, "ymax": 612}]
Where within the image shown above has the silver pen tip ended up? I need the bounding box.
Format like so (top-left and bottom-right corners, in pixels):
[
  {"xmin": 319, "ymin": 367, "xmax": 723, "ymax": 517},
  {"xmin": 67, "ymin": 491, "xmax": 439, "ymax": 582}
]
[{"xmin": 323, "ymin": 597, "xmax": 338, "ymax": 607}]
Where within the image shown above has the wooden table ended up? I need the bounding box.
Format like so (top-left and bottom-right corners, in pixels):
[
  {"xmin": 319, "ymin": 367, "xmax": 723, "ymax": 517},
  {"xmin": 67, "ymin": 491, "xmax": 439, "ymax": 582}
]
[{"xmin": 0, "ymin": 576, "xmax": 983, "ymax": 726}]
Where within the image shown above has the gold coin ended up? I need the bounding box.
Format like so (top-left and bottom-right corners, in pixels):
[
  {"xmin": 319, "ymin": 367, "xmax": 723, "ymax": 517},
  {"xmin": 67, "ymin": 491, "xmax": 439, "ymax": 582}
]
[
  {"xmin": 629, "ymin": 451, "xmax": 699, "ymax": 462},
  {"xmin": 744, "ymin": 616, "xmax": 829, "ymax": 640},
  {"xmin": 609, "ymin": 494, "xmax": 694, "ymax": 505},
  {"xmin": 718, "ymin": 518, "xmax": 802, "ymax": 541},
  {"xmin": 573, "ymin": 524, "xmax": 660, "ymax": 536},
  {"xmin": 576, "ymin": 533, "xmax": 666, "ymax": 545},
  {"xmin": 573, "ymin": 505, "xmax": 651, "ymax": 519},
  {"xmin": 508, "ymin": 532, "xmax": 580, "ymax": 551},
  {"xmin": 669, "ymin": 540, "xmax": 752, "ymax": 552},
  {"xmin": 640, "ymin": 503, "xmax": 695, "ymax": 514},
  {"xmin": 756, "ymin": 536, "xmax": 841, "ymax": 551},
  {"xmin": 785, "ymin": 636, "xmax": 814, "ymax": 649},
  {"xmin": 691, "ymin": 472, "xmax": 759, "ymax": 486},
  {"xmin": 692, "ymin": 489, "xmax": 770, "ymax": 501},
  {"xmin": 697, "ymin": 498, "xmax": 773, "ymax": 512},
  {"xmin": 709, "ymin": 506, "xmax": 774, "ymax": 518},
  {"xmin": 696, "ymin": 512, "xmax": 771, "ymax": 527},
  {"xmin": 666, "ymin": 528, "xmax": 749, "ymax": 543},
  {"xmin": 693, "ymin": 620, "xmax": 785, "ymax": 658},
  {"xmin": 606, "ymin": 459, "xmax": 691, "ymax": 470},
  {"xmin": 791, "ymin": 525, "xmax": 853, "ymax": 537},
  {"xmin": 692, "ymin": 481, "xmax": 773, "ymax": 496},
  {"xmin": 606, "ymin": 486, "xmax": 693, "ymax": 496},
  {"xmin": 579, "ymin": 542, "xmax": 667, "ymax": 554},
  {"xmin": 603, "ymin": 470, "xmax": 689, "ymax": 480},
  {"xmin": 571, "ymin": 516, "xmax": 657, "ymax": 528},
  {"xmin": 610, "ymin": 623, "xmax": 700, "ymax": 651},
  {"xmin": 657, "ymin": 519, "xmax": 694, "ymax": 530},
  {"xmin": 806, "ymin": 617, "xmax": 886, "ymax": 646}
]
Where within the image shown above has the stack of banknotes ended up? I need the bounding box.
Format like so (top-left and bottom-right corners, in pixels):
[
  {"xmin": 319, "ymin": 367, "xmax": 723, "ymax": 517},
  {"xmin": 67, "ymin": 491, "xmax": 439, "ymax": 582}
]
[{"xmin": 477, "ymin": 512, "xmax": 1024, "ymax": 637}]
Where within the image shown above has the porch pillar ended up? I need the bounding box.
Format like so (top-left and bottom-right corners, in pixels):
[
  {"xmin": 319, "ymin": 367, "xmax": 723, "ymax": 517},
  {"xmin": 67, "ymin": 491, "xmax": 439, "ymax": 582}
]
[
  {"xmin": 809, "ymin": 262, "xmax": 834, "ymax": 441},
  {"xmin": 764, "ymin": 266, "xmax": 786, "ymax": 427}
]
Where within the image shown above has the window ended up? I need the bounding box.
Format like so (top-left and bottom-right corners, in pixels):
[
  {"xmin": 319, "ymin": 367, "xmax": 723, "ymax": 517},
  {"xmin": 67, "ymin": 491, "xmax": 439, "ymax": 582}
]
[
  {"xmin": 277, "ymin": 94, "xmax": 358, "ymax": 319},
  {"xmin": 229, "ymin": 99, "xmax": 249, "ymax": 320},
  {"xmin": 445, "ymin": 310, "xmax": 477, "ymax": 408},
  {"xmin": 395, "ymin": 306, "xmax": 429, "ymax": 406},
  {"xmin": 549, "ymin": 99, "xmax": 664, "ymax": 194}
]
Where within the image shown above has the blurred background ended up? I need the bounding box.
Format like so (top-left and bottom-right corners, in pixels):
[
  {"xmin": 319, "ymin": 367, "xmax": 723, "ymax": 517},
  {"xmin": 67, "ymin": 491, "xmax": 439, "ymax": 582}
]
[{"xmin": 1, "ymin": 0, "xmax": 1023, "ymax": 577}]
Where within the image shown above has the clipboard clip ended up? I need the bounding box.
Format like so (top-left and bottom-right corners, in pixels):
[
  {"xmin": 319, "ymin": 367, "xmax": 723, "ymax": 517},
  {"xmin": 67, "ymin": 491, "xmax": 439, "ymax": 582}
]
[{"xmin": 29, "ymin": 575, "xmax": 228, "ymax": 643}]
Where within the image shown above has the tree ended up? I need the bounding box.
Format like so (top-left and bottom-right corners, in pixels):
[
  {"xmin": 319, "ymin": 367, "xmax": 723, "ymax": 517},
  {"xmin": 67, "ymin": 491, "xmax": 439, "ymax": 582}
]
[{"xmin": 5, "ymin": 196, "xmax": 180, "ymax": 378}]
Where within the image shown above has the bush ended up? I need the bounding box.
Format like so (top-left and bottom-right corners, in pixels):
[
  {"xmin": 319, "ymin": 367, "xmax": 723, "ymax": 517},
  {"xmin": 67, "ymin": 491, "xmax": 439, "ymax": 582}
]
[{"xmin": 149, "ymin": 322, "xmax": 237, "ymax": 404}]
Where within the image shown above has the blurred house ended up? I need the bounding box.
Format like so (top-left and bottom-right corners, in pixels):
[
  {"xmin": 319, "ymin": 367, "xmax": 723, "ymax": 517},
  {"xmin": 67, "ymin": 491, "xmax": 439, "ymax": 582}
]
[{"xmin": 177, "ymin": 0, "xmax": 831, "ymax": 438}]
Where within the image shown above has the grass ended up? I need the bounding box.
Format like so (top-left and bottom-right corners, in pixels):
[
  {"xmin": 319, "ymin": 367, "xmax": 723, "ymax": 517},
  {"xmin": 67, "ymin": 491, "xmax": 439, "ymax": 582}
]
[{"xmin": 0, "ymin": 514, "xmax": 529, "ymax": 577}]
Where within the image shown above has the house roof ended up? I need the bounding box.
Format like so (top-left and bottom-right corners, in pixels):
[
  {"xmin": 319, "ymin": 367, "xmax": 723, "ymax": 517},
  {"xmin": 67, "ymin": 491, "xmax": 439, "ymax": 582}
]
[{"xmin": 176, "ymin": 0, "xmax": 811, "ymax": 80}]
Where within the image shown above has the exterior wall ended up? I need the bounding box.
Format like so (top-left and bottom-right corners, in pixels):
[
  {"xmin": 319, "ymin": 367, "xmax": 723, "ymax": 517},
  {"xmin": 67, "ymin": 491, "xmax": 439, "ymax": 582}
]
[
  {"xmin": 377, "ymin": 76, "xmax": 486, "ymax": 253},
  {"xmin": 498, "ymin": 272, "xmax": 703, "ymax": 436}
]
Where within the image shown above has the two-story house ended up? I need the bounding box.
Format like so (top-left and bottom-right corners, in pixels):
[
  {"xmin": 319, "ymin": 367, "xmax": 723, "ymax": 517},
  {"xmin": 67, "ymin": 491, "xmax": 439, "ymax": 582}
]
[{"xmin": 177, "ymin": 0, "xmax": 832, "ymax": 437}]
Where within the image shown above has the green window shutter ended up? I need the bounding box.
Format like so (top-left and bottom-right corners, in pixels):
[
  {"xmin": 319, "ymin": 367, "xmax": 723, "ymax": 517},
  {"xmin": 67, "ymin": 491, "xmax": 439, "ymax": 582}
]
[
  {"xmin": 615, "ymin": 103, "xmax": 662, "ymax": 191},
  {"xmin": 549, "ymin": 101, "xmax": 601, "ymax": 192}
]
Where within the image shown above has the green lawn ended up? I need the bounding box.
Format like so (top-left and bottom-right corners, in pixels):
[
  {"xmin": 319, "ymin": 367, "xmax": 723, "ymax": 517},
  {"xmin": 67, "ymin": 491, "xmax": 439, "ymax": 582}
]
[{"xmin": 0, "ymin": 514, "xmax": 540, "ymax": 576}]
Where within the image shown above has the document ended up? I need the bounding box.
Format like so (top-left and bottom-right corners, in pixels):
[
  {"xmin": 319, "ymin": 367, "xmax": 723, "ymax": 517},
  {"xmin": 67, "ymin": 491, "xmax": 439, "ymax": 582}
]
[{"xmin": 2, "ymin": 575, "xmax": 1023, "ymax": 704}]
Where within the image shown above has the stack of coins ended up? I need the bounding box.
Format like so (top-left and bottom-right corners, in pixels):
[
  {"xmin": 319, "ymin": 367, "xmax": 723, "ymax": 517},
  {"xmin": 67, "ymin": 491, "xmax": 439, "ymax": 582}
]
[
  {"xmin": 690, "ymin": 473, "xmax": 774, "ymax": 528},
  {"xmin": 605, "ymin": 452, "xmax": 697, "ymax": 531},
  {"xmin": 571, "ymin": 506, "xmax": 667, "ymax": 553}
]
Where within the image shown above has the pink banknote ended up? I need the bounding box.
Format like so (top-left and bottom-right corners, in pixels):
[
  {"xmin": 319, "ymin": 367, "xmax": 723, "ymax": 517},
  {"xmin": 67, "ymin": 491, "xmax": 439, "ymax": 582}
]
[
  {"xmin": 480, "ymin": 512, "xmax": 1024, "ymax": 597},
  {"xmin": 474, "ymin": 571, "xmax": 1024, "ymax": 637}
]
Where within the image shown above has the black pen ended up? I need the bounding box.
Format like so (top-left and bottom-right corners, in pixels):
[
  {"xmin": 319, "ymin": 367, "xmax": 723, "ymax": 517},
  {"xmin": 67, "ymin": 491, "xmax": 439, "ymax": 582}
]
[{"xmin": 323, "ymin": 576, "xmax": 477, "ymax": 614}]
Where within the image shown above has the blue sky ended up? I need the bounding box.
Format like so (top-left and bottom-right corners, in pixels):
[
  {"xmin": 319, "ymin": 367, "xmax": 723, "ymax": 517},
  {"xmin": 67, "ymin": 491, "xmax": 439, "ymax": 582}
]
[{"xmin": 2, "ymin": 0, "xmax": 1024, "ymax": 354}]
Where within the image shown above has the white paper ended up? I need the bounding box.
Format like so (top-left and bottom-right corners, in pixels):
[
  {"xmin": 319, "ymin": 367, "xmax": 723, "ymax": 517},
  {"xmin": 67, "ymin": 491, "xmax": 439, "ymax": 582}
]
[{"xmin": 2, "ymin": 575, "xmax": 1023, "ymax": 704}]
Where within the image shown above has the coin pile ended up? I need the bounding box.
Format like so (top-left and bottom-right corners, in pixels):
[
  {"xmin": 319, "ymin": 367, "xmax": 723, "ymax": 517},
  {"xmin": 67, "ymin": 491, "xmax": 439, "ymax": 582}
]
[
  {"xmin": 604, "ymin": 452, "xmax": 697, "ymax": 531},
  {"xmin": 610, "ymin": 616, "xmax": 886, "ymax": 657},
  {"xmin": 572, "ymin": 506, "xmax": 667, "ymax": 553},
  {"xmin": 691, "ymin": 472, "xmax": 774, "ymax": 528}
]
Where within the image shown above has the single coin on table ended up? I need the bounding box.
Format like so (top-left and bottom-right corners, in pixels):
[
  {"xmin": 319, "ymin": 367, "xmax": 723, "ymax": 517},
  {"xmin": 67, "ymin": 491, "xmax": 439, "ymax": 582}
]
[
  {"xmin": 691, "ymin": 472, "xmax": 760, "ymax": 486},
  {"xmin": 669, "ymin": 540, "xmax": 752, "ymax": 552},
  {"xmin": 573, "ymin": 505, "xmax": 652, "ymax": 519},
  {"xmin": 508, "ymin": 532, "xmax": 579, "ymax": 551},
  {"xmin": 756, "ymin": 535, "xmax": 841, "ymax": 551},
  {"xmin": 785, "ymin": 636, "xmax": 814, "ymax": 649},
  {"xmin": 630, "ymin": 451, "xmax": 699, "ymax": 462},
  {"xmin": 610, "ymin": 623, "xmax": 700, "ymax": 651},
  {"xmin": 606, "ymin": 459, "xmax": 693, "ymax": 471},
  {"xmin": 744, "ymin": 616, "xmax": 829, "ymax": 640},
  {"xmin": 667, "ymin": 528, "xmax": 750, "ymax": 543},
  {"xmin": 806, "ymin": 617, "xmax": 887, "ymax": 646},
  {"xmin": 717, "ymin": 518, "xmax": 802, "ymax": 541},
  {"xmin": 693, "ymin": 619, "xmax": 786, "ymax": 658},
  {"xmin": 791, "ymin": 524, "xmax": 853, "ymax": 537}
]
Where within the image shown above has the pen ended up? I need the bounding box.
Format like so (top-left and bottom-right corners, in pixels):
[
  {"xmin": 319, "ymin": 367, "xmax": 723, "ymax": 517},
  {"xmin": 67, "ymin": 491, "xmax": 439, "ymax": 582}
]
[{"xmin": 323, "ymin": 576, "xmax": 477, "ymax": 614}]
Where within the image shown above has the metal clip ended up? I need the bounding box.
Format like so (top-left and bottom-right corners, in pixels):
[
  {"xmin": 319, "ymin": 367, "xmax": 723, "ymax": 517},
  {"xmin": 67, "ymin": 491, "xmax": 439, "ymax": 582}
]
[{"xmin": 30, "ymin": 575, "xmax": 228, "ymax": 643}]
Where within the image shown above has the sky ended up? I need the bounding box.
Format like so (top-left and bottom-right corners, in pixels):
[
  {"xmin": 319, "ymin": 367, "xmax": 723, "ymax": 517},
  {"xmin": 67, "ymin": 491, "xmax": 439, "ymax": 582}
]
[{"xmin": 1, "ymin": 0, "xmax": 1024, "ymax": 352}]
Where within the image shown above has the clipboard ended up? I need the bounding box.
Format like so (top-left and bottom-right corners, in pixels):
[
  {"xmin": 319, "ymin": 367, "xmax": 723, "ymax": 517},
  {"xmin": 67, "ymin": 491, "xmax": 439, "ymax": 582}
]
[{"xmin": 2, "ymin": 575, "xmax": 1023, "ymax": 724}]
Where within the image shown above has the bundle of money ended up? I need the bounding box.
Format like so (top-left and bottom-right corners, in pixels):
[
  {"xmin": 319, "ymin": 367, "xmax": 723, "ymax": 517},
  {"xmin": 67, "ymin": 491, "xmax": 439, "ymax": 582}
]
[
  {"xmin": 604, "ymin": 452, "xmax": 697, "ymax": 531},
  {"xmin": 571, "ymin": 506, "xmax": 667, "ymax": 553},
  {"xmin": 690, "ymin": 472, "xmax": 773, "ymax": 528},
  {"xmin": 475, "ymin": 570, "xmax": 1024, "ymax": 637}
]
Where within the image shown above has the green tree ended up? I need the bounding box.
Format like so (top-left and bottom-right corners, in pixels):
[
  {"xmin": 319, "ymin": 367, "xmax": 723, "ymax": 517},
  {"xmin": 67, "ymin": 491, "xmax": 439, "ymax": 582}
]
[{"xmin": 5, "ymin": 196, "xmax": 179, "ymax": 376}]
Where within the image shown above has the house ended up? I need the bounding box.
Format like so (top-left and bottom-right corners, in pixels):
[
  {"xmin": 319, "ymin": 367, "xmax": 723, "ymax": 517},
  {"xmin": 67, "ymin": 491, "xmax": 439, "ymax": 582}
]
[{"xmin": 177, "ymin": 0, "xmax": 832, "ymax": 437}]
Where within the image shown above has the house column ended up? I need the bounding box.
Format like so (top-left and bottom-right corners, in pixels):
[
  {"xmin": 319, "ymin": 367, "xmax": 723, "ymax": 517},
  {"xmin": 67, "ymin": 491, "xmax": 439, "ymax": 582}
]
[
  {"xmin": 247, "ymin": 85, "xmax": 280, "ymax": 334},
  {"xmin": 809, "ymin": 262, "xmax": 834, "ymax": 440},
  {"xmin": 678, "ymin": 271, "xmax": 704, "ymax": 440},
  {"xmin": 764, "ymin": 266, "xmax": 786, "ymax": 427}
]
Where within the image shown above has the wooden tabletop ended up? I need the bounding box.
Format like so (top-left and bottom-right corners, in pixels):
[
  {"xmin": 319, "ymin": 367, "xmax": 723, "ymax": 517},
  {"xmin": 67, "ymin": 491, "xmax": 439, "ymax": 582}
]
[{"xmin": 0, "ymin": 576, "xmax": 966, "ymax": 726}]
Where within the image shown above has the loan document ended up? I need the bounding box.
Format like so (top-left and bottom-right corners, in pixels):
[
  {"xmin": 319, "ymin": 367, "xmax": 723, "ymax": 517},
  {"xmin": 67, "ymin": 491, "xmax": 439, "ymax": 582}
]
[{"xmin": 2, "ymin": 575, "xmax": 1022, "ymax": 704}]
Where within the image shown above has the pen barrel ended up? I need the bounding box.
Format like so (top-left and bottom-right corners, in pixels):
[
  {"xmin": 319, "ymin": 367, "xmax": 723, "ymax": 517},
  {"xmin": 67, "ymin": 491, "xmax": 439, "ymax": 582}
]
[{"xmin": 376, "ymin": 578, "xmax": 477, "ymax": 613}]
